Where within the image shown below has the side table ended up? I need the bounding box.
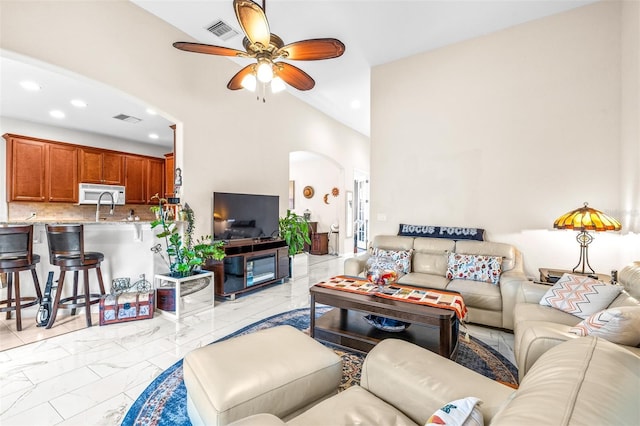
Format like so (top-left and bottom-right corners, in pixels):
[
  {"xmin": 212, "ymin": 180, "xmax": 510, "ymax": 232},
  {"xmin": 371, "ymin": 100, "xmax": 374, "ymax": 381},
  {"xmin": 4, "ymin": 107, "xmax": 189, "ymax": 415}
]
[
  {"xmin": 155, "ymin": 270, "xmax": 214, "ymax": 319},
  {"xmin": 538, "ymin": 268, "xmax": 611, "ymax": 284}
]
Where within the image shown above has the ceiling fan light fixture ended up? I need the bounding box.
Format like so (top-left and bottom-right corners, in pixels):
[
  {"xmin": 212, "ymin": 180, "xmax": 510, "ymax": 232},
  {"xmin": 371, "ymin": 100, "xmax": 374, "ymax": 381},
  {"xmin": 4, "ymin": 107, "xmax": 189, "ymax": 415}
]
[
  {"xmin": 271, "ymin": 76, "xmax": 286, "ymax": 93},
  {"xmin": 256, "ymin": 59, "xmax": 273, "ymax": 83},
  {"xmin": 173, "ymin": 0, "xmax": 344, "ymax": 93},
  {"xmin": 241, "ymin": 73, "xmax": 257, "ymax": 91}
]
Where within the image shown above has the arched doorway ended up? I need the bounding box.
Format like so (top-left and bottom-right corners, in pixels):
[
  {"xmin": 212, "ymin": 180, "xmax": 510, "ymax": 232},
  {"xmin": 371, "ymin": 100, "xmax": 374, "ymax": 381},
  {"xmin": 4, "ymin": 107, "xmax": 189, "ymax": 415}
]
[{"xmin": 289, "ymin": 150, "xmax": 344, "ymax": 255}]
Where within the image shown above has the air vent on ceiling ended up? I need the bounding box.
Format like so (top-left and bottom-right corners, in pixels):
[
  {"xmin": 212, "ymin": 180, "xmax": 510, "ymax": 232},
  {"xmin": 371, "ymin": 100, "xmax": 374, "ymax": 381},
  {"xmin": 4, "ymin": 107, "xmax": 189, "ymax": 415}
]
[
  {"xmin": 206, "ymin": 19, "xmax": 240, "ymax": 41},
  {"xmin": 113, "ymin": 114, "xmax": 142, "ymax": 124}
]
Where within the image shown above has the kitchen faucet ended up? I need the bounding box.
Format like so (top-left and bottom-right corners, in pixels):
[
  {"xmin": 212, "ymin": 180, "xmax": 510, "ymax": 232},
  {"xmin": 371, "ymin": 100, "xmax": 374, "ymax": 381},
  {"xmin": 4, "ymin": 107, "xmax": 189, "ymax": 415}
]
[{"xmin": 96, "ymin": 191, "xmax": 115, "ymax": 222}]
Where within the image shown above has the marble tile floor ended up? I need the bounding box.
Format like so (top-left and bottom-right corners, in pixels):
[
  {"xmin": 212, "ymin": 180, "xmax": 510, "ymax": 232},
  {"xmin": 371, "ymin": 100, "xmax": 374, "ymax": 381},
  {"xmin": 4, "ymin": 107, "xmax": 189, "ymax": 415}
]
[{"xmin": 0, "ymin": 254, "xmax": 515, "ymax": 425}]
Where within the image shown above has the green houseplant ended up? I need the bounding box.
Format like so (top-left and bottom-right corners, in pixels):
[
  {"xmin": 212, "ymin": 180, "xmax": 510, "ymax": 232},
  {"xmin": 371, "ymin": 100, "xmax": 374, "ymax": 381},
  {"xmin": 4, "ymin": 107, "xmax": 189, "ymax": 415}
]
[
  {"xmin": 278, "ymin": 210, "xmax": 312, "ymax": 257},
  {"xmin": 150, "ymin": 194, "xmax": 225, "ymax": 277}
]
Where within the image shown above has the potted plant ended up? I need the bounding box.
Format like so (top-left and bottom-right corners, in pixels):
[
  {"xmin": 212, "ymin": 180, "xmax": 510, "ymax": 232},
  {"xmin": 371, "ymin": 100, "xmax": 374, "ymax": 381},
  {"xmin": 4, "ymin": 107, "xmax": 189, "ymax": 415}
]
[
  {"xmin": 150, "ymin": 194, "xmax": 225, "ymax": 317},
  {"xmin": 150, "ymin": 194, "xmax": 225, "ymax": 277},
  {"xmin": 278, "ymin": 210, "xmax": 311, "ymax": 278}
]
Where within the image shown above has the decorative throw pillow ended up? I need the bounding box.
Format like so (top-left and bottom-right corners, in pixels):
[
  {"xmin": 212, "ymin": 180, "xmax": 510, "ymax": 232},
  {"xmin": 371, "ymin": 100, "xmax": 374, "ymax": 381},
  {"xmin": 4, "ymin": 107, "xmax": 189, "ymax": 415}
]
[
  {"xmin": 371, "ymin": 248, "xmax": 413, "ymax": 273},
  {"xmin": 539, "ymin": 274, "xmax": 622, "ymax": 319},
  {"xmin": 446, "ymin": 253, "xmax": 502, "ymax": 285},
  {"xmin": 569, "ymin": 306, "xmax": 640, "ymax": 346},
  {"xmin": 426, "ymin": 397, "xmax": 483, "ymax": 426}
]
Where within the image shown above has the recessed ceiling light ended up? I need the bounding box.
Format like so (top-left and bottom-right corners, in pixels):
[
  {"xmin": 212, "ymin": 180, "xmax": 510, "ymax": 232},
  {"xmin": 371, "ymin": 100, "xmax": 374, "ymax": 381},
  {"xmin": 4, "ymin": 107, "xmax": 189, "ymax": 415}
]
[
  {"xmin": 148, "ymin": 133, "xmax": 159, "ymax": 140},
  {"xmin": 146, "ymin": 108, "xmax": 157, "ymax": 115},
  {"xmin": 49, "ymin": 110, "xmax": 65, "ymax": 119},
  {"xmin": 350, "ymin": 100, "xmax": 361, "ymax": 109},
  {"xmin": 70, "ymin": 99, "xmax": 87, "ymax": 108},
  {"xmin": 20, "ymin": 81, "xmax": 41, "ymax": 91}
]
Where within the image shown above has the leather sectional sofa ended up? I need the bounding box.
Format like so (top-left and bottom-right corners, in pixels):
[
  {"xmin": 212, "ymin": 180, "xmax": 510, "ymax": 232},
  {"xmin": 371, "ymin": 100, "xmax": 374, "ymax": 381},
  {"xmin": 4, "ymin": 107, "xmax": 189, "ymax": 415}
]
[
  {"xmin": 229, "ymin": 335, "xmax": 640, "ymax": 426},
  {"xmin": 344, "ymin": 235, "xmax": 528, "ymax": 330},
  {"xmin": 513, "ymin": 261, "xmax": 640, "ymax": 378}
]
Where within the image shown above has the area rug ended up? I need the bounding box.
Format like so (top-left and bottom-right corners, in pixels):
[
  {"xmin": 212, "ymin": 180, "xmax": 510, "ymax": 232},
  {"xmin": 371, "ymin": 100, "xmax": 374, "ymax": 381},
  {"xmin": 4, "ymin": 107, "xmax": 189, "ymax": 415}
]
[{"xmin": 122, "ymin": 307, "xmax": 518, "ymax": 426}]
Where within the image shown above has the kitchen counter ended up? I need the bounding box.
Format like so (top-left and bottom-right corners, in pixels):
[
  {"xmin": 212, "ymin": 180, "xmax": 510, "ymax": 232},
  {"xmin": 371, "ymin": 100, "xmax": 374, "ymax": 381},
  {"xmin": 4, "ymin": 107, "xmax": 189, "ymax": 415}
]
[
  {"xmin": 2, "ymin": 221, "xmax": 162, "ymax": 301},
  {"xmin": 5, "ymin": 220, "xmax": 153, "ymax": 225}
]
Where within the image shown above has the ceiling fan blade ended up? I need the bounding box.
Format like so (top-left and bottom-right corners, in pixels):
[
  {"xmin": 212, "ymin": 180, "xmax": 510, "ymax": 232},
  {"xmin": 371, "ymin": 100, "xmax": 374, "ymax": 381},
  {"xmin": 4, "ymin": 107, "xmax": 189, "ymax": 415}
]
[
  {"xmin": 234, "ymin": 0, "xmax": 271, "ymax": 48},
  {"xmin": 227, "ymin": 64, "xmax": 255, "ymax": 90},
  {"xmin": 277, "ymin": 38, "xmax": 346, "ymax": 61},
  {"xmin": 173, "ymin": 42, "xmax": 246, "ymax": 57},
  {"xmin": 275, "ymin": 63, "xmax": 315, "ymax": 91}
]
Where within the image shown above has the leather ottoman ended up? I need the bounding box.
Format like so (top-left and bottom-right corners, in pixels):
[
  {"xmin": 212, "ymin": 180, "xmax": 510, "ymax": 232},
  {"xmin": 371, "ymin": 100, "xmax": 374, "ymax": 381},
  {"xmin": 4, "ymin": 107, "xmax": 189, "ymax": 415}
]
[{"xmin": 184, "ymin": 325, "xmax": 342, "ymax": 426}]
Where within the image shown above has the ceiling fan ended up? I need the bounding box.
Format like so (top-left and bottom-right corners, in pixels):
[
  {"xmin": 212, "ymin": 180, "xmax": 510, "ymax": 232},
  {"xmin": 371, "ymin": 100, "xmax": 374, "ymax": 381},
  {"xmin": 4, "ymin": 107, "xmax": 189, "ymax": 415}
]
[{"xmin": 173, "ymin": 0, "xmax": 345, "ymax": 94}]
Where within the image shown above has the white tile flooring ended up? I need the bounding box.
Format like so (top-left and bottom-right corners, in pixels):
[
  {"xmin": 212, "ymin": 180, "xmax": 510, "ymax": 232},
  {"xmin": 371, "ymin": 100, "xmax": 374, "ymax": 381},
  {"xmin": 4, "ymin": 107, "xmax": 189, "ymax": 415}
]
[{"xmin": 0, "ymin": 255, "xmax": 515, "ymax": 425}]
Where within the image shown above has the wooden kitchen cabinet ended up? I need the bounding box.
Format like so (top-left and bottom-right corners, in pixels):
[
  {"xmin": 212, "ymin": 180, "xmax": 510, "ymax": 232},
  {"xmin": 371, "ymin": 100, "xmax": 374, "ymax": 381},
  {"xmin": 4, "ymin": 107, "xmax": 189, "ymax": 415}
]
[
  {"xmin": 124, "ymin": 155, "xmax": 147, "ymax": 204},
  {"xmin": 5, "ymin": 133, "xmax": 165, "ymax": 205},
  {"xmin": 147, "ymin": 158, "xmax": 165, "ymax": 202},
  {"xmin": 6, "ymin": 136, "xmax": 47, "ymax": 201},
  {"xmin": 48, "ymin": 143, "xmax": 78, "ymax": 202},
  {"xmin": 5, "ymin": 134, "xmax": 78, "ymax": 202},
  {"xmin": 79, "ymin": 148, "xmax": 124, "ymax": 184},
  {"xmin": 164, "ymin": 152, "xmax": 174, "ymax": 197},
  {"xmin": 125, "ymin": 156, "xmax": 164, "ymax": 204}
]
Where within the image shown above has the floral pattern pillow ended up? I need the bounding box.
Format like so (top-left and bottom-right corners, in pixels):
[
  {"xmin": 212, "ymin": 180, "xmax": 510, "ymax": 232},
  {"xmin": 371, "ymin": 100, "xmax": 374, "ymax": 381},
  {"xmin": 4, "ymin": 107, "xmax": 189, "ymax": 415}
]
[
  {"xmin": 446, "ymin": 253, "xmax": 503, "ymax": 285},
  {"xmin": 370, "ymin": 248, "xmax": 413, "ymax": 274}
]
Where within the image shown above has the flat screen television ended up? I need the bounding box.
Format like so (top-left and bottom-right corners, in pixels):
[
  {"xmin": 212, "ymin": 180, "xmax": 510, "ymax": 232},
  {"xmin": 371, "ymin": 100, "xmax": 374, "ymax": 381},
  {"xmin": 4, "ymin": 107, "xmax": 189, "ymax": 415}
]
[{"xmin": 213, "ymin": 192, "xmax": 280, "ymax": 241}]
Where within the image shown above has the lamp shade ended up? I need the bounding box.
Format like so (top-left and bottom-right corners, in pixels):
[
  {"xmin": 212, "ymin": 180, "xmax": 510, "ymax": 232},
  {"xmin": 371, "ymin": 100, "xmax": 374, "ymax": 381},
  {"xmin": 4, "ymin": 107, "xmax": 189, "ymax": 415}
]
[{"xmin": 553, "ymin": 202, "xmax": 621, "ymax": 232}]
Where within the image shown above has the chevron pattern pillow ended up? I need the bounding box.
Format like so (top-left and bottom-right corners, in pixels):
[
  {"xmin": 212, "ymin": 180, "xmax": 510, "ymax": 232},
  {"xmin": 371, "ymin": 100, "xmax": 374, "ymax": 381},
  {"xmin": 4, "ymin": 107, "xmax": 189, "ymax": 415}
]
[
  {"xmin": 539, "ymin": 273, "xmax": 621, "ymax": 319},
  {"xmin": 569, "ymin": 306, "xmax": 640, "ymax": 346}
]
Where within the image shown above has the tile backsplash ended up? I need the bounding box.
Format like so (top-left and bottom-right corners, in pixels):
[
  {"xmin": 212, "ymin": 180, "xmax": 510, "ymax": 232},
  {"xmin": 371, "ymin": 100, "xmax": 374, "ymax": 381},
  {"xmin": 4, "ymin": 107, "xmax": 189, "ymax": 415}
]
[{"xmin": 7, "ymin": 201, "xmax": 156, "ymax": 222}]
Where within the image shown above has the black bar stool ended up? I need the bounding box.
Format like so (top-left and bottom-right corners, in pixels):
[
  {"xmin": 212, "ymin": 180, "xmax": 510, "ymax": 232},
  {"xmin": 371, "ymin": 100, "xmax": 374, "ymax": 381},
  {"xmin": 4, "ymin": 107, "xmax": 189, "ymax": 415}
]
[
  {"xmin": 45, "ymin": 224, "xmax": 106, "ymax": 328},
  {"xmin": 0, "ymin": 225, "xmax": 42, "ymax": 331}
]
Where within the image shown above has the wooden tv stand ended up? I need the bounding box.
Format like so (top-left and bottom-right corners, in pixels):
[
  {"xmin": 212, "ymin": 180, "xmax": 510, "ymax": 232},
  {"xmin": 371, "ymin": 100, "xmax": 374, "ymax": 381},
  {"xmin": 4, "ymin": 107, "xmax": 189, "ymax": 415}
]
[{"xmin": 205, "ymin": 238, "xmax": 289, "ymax": 299}]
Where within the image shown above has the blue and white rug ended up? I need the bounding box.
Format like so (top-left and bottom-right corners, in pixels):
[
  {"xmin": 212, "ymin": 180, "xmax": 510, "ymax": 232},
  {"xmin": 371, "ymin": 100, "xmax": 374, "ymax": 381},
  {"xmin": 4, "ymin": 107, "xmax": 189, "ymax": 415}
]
[{"xmin": 122, "ymin": 307, "xmax": 517, "ymax": 426}]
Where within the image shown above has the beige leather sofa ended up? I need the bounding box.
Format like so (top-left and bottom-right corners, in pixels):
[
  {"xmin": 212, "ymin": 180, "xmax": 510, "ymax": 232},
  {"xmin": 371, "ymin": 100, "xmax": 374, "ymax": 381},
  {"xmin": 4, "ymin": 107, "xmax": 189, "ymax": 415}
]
[
  {"xmin": 344, "ymin": 235, "xmax": 528, "ymax": 330},
  {"xmin": 229, "ymin": 335, "xmax": 640, "ymax": 426},
  {"xmin": 514, "ymin": 261, "xmax": 640, "ymax": 379}
]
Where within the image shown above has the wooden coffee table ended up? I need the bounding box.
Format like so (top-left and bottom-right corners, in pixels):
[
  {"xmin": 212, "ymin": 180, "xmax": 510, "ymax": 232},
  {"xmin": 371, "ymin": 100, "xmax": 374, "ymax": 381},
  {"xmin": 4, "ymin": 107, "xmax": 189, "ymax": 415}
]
[{"xmin": 309, "ymin": 284, "xmax": 459, "ymax": 359}]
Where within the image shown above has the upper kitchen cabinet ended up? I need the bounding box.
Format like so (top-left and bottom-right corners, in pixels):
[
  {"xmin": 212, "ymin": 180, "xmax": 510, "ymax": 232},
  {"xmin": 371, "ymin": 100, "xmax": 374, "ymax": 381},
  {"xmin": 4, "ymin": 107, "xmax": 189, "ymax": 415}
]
[
  {"xmin": 148, "ymin": 158, "xmax": 165, "ymax": 203},
  {"xmin": 125, "ymin": 155, "xmax": 164, "ymax": 204},
  {"xmin": 125, "ymin": 155, "xmax": 146, "ymax": 204},
  {"xmin": 79, "ymin": 148, "xmax": 124, "ymax": 185},
  {"xmin": 164, "ymin": 152, "xmax": 174, "ymax": 197},
  {"xmin": 4, "ymin": 134, "xmax": 78, "ymax": 202},
  {"xmin": 48, "ymin": 143, "xmax": 79, "ymax": 202},
  {"xmin": 5, "ymin": 133, "xmax": 165, "ymax": 205}
]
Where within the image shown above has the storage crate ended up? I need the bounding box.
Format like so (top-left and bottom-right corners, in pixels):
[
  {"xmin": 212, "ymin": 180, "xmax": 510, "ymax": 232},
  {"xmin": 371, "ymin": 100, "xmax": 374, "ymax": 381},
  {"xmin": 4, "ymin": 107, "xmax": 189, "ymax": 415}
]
[{"xmin": 99, "ymin": 292, "xmax": 154, "ymax": 325}]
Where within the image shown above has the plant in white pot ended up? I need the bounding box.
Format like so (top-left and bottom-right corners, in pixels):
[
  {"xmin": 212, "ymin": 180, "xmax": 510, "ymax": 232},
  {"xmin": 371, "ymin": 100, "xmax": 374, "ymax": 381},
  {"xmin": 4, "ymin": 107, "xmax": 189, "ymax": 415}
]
[
  {"xmin": 150, "ymin": 194, "xmax": 225, "ymax": 318},
  {"xmin": 278, "ymin": 210, "xmax": 311, "ymax": 278}
]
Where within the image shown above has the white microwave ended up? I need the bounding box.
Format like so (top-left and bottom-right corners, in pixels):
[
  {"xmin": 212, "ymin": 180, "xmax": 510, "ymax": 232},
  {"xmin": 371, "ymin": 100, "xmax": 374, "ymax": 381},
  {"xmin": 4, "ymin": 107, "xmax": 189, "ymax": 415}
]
[{"xmin": 78, "ymin": 183, "xmax": 126, "ymax": 205}]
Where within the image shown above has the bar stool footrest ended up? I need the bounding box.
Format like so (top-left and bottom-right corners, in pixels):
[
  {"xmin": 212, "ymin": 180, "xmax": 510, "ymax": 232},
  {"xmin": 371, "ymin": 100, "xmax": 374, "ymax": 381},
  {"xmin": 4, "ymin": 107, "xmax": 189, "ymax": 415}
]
[
  {"xmin": 57, "ymin": 293, "xmax": 104, "ymax": 310},
  {"xmin": 0, "ymin": 297, "xmax": 39, "ymax": 312}
]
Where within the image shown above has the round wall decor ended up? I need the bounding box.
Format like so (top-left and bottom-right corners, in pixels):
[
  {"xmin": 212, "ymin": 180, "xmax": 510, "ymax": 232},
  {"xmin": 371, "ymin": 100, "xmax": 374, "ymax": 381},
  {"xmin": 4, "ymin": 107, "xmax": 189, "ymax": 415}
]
[{"xmin": 303, "ymin": 186, "xmax": 314, "ymax": 199}]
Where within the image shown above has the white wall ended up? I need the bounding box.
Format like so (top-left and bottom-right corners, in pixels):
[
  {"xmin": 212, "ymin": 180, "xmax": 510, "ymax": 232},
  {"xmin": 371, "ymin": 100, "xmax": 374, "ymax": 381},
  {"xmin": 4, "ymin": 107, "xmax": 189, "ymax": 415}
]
[
  {"xmin": 620, "ymin": 0, "xmax": 640, "ymax": 233},
  {"xmin": 0, "ymin": 1, "xmax": 370, "ymax": 254},
  {"xmin": 371, "ymin": 1, "xmax": 639, "ymax": 277}
]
